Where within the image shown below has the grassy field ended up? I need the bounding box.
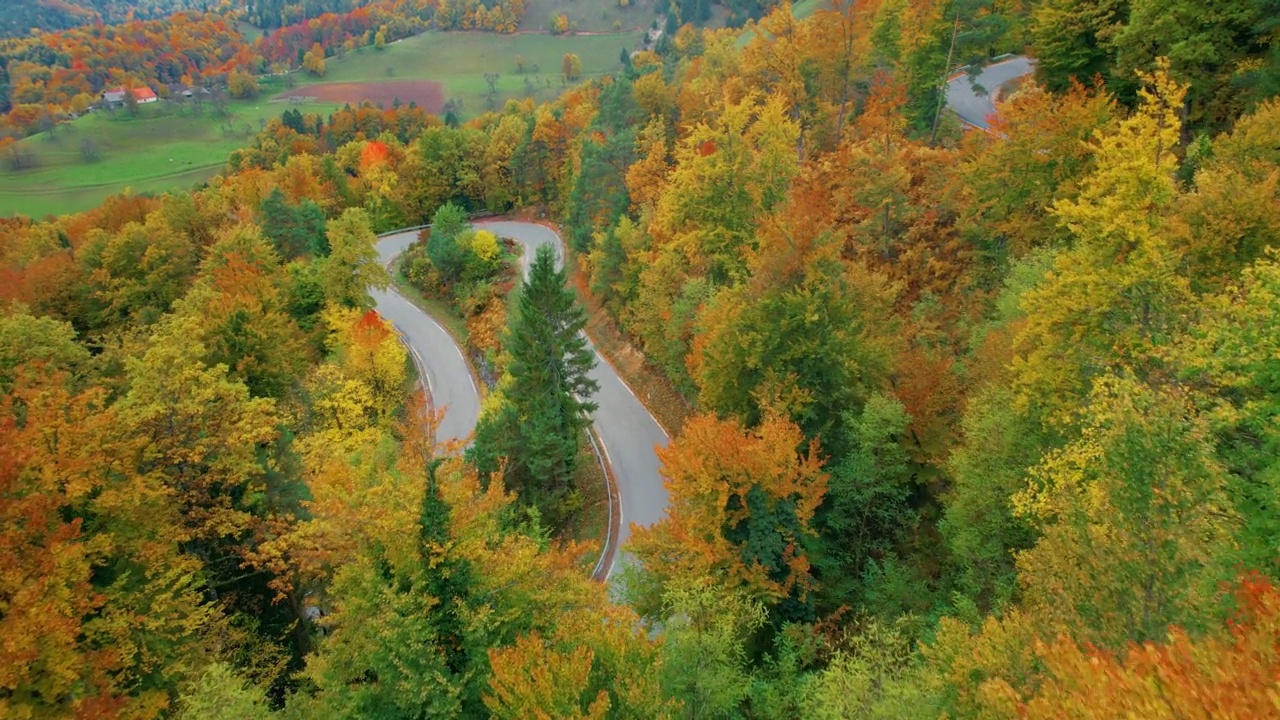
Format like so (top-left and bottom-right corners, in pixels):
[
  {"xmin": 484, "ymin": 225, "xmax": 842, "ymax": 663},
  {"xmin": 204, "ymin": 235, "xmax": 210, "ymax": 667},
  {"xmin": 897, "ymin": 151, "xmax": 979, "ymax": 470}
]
[
  {"xmin": 726, "ymin": 0, "xmax": 824, "ymax": 48},
  {"xmin": 327, "ymin": 30, "xmax": 641, "ymax": 115},
  {"xmin": 519, "ymin": 0, "xmax": 659, "ymax": 33},
  {"xmin": 791, "ymin": 0, "xmax": 826, "ymax": 19},
  {"xmin": 0, "ymin": 96, "xmax": 338, "ymax": 219},
  {"xmin": 0, "ymin": 29, "xmax": 641, "ymax": 219}
]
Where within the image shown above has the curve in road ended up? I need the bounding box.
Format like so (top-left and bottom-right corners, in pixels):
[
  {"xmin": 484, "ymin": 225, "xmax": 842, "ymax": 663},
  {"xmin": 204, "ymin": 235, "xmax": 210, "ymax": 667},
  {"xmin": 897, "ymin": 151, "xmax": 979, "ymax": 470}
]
[
  {"xmin": 373, "ymin": 230, "xmax": 481, "ymax": 445},
  {"xmin": 371, "ymin": 61, "xmax": 1031, "ymax": 580},
  {"xmin": 373, "ymin": 222, "xmax": 671, "ymax": 581},
  {"xmin": 946, "ymin": 56, "xmax": 1035, "ymax": 130}
]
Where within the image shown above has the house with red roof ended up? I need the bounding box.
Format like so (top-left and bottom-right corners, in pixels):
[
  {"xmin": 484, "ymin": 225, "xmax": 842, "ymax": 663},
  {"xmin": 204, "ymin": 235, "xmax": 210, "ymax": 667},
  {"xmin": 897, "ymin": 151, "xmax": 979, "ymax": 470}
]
[{"xmin": 101, "ymin": 86, "xmax": 159, "ymax": 107}]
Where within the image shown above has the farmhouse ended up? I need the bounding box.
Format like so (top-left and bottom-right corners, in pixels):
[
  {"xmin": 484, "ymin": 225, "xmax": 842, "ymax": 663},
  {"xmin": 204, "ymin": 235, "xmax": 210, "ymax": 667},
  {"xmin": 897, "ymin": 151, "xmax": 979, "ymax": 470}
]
[
  {"xmin": 167, "ymin": 83, "xmax": 213, "ymax": 98},
  {"xmin": 101, "ymin": 86, "xmax": 159, "ymax": 106}
]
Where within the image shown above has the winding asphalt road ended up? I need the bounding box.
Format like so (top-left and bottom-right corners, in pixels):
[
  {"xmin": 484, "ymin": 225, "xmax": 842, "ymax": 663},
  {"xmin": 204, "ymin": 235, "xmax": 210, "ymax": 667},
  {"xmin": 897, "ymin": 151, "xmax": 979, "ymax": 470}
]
[
  {"xmin": 946, "ymin": 56, "xmax": 1035, "ymax": 130},
  {"xmin": 373, "ymin": 222, "xmax": 670, "ymax": 580},
  {"xmin": 371, "ymin": 61, "xmax": 1033, "ymax": 579},
  {"xmin": 373, "ymin": 231, "xmax": 481, "ymax": 444}
]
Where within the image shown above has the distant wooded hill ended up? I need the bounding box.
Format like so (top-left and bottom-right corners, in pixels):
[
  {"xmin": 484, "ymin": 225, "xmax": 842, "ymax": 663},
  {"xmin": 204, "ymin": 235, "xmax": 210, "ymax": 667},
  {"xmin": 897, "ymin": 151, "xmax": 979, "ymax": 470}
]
[
  {"xmin": 241, "ymin": 0, "xmax": 389, "ymax": 30},
  {"xmin": 1, "ymin": 1, "xmax": 421, "ymax": 38},
  {"xmin": 0, "ymin": 0, "xmax": 214, "ymax": 38}
]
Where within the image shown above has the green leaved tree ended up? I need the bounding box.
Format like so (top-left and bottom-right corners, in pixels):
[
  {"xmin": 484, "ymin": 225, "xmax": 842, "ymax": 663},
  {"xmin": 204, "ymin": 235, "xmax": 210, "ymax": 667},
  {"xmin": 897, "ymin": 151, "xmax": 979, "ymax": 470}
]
[
  {"xmin": 289, "ymin": 461, "xmax": 483, "ymax": 718},
  {"xmin": 259, "ymin": 188, "xmax": 329, "ymax": 259},
  {"xmin": 317, "ymin": 208, "xmax": 389, "ymax": 309},
  {"xmin": 425, "ymin": 201, "xmax": 470, "ymax": 283},
  {"xmin": 1012, "ymin": 373, "xmax": 1239, "ymax": 650}
]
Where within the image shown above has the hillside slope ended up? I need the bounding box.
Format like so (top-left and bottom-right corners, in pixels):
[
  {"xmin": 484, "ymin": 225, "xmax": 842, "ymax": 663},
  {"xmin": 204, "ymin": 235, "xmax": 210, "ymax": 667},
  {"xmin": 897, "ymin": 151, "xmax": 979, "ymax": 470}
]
[{"xmin": 0, "ymin": 0, "xmax": 207, "ymax": 37}]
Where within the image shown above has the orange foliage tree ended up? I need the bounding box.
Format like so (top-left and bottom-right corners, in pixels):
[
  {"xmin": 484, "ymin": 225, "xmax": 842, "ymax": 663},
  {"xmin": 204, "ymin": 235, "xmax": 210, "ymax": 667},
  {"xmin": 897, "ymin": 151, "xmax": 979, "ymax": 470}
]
[
  {"xmin": 0, "ymin": 374, "xmax": 210, "ymax": 719},
  {"xmin": 486, "ymin": 634, "xmax": 610, "ymax": 719},
  {"xmin": 630, "ymin": 412, "xmax": 827, "ymax": 614},
  {"xmin": 1023, "ymin": 574, "xmax": 1280, "ymax": 719}
]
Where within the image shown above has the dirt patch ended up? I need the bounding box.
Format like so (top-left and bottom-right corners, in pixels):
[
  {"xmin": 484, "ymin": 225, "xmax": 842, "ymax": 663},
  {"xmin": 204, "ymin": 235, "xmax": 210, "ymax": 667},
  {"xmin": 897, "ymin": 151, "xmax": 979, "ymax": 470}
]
[{"xmin": 276, "ymin": 80, "xmax": 445, "ymax": 113}]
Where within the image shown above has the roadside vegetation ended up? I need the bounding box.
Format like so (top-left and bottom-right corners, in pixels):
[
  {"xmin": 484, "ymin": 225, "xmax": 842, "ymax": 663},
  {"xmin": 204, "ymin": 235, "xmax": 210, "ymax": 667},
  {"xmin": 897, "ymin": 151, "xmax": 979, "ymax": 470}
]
[
  {"xmin": 401, "ymin": 203, "xmax": 518, "ymax": 382},
  {"xmin": 398, "ymin": 204, "xmax": 611, "ymax": 548},
  {"xmin": 468, "ymin": 243, "xmax": 598, "ymax": 533}
]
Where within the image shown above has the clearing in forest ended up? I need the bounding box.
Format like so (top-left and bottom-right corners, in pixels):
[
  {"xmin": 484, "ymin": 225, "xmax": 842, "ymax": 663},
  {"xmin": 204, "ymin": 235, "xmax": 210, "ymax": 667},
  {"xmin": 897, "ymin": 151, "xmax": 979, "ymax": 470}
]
[{"xmin": 275, "ymin": 80, "xmax": 446, "ymax": 113}]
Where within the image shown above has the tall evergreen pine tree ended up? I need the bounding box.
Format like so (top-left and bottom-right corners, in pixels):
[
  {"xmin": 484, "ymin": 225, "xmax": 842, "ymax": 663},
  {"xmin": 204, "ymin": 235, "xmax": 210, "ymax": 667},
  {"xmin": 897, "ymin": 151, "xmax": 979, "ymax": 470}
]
[
  {"xmin": 473, "ymin": 245, "xmax": 598, "ymax": 526},
  {"xmin": 417, "ymin": 460, "xmax": 483, "ymax": 709}
]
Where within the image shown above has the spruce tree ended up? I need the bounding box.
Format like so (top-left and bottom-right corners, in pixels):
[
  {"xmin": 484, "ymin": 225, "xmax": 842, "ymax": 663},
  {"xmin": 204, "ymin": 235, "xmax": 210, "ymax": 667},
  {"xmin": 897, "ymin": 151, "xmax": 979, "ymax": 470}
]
[
  {"xmin": 300, "ymin": 200, "xmax": 329, "ymax": 256},
  {"xmin": 475, "ymin": 245, "xmax": 598, "ymax": 526},
  {"xmin": 259, "ymin": 188, "xmax": 327, "ymax": 259},
  {"xmin": 291, "ymin": 463, "xmax": 484, "ymax": 718},
  {"xmin": 417, "ymin": 460, "xmax": 482, "ymax": 708}
]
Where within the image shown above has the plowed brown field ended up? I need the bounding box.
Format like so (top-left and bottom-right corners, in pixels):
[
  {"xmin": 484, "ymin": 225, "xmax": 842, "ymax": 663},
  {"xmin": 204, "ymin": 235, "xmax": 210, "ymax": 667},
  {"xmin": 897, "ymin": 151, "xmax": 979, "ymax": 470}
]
[{"xmin": 276, "ymin": 80, "xmax": 445, "ymax": 113}]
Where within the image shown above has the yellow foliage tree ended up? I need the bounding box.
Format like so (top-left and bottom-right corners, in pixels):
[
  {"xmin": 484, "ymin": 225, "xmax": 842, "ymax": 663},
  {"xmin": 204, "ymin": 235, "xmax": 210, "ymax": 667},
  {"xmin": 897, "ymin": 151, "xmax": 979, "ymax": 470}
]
[
  {"xmin": 1013, "ymin": 59, "xmax": 1193, "ymax": 424},
  {"xmin": 322, "ymin": 306, "xmax": 408, "ymax": 424},
  {"xmin": 468, "ymin": 228, "xmax": 502, "ymax": 265},
  {"xmin": 562, "ymin": 52, "xmax": 583, "ymax": 81},
  {"xmin": 0, "ymin": 375, "xmax": 212, "ymax": 719},
  {"xmin": 486, "ymin": 634, "xmax": 611, "ymax": 720},
  {"xmin": 1012, "ymin": 374, "xmax": 1238, "ymax": 650},
  {"xmin": 303, "ymin": 42, "xmax": 326, "ymax": 77},
  {"xmin": 228, "ymin": 69, "xmax": 259, "ymax": 99}
]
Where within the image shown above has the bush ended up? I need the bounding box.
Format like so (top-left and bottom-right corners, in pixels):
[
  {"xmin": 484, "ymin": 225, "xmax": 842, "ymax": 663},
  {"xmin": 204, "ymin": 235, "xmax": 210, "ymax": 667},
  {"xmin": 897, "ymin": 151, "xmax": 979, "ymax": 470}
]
[
  {"xmin": 463, "ymin": 229, "xmax": 503, "ymax": 281},
  {"xmin": 402, "ymin": 248, "xmax": 443, "ymax": 292},
  {"xmin": 466, "ymin": 299, "xmax": 508, "ymax": 356},
  {"xmin": 228, "ymin": 70, "xmax": 259, "ymax": 99},
  {"xmin": 425, "ymin": 202, "xmax": 470, "ymax": 281},
  {"xmin": 562, "ymin": 53, "xmax": 583, "ymax": 81},
  {"xmin": 455, "ymin": 278, "xmax": 497, "ymax": 318},
  {"xmin": 404, "ymin": 206, "xmax": 514, "ymax": 361}
]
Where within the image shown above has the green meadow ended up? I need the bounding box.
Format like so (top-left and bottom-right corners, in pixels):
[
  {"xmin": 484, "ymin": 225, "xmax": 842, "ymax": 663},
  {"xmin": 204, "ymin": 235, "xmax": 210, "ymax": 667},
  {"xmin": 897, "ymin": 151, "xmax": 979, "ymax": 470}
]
[
  {"xmin": 323, "ymin": 30, "xmax": 642, "ymax": 113},
  {"xmin": 518, "ymin": 0, "xmax": 656, "ymax": 33},
  {"xmin": 0, "ymin": 98, "xmax": 337, "ymax": 219}
]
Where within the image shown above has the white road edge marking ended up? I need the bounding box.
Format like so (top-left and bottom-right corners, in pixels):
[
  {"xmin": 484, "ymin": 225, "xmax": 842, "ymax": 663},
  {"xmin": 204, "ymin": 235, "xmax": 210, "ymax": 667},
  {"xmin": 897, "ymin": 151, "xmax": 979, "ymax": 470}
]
[
  {"xmin": 594, "ymin": 434, "xmax": 621, "ymax": 580},
  {"xmin": 587, "ymin": 427, "xmax": 618, "ymax": 581},
  {"xmin": 591, "ymin": 347, "xmax": 671, "ymax": 442},
  {"xmin": 383, "ymin": 244, "xmax": 480, "ymax": 399}
]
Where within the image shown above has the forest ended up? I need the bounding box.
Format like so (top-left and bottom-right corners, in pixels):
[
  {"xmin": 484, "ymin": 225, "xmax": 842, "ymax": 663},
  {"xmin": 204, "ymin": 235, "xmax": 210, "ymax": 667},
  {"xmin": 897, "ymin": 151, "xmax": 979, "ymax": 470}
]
[
  {"xmin": 0, "ymin": 0, "xmax": 216, "ymax": 38},
  {"xmin": 3, "ymin": 0, "xmax": 1280, "ymax": 717}
]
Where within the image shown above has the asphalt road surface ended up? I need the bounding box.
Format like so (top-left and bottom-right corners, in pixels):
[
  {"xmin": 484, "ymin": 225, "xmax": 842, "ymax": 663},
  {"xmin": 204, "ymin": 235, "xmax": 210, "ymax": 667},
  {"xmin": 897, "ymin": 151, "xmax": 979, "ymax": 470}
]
[
  {"xmin": 373, "ymin": 230, "xmax": 481, "ymax": 445},
  {"xmin": 373, "ymin": 222, "xmax": 671, "ymax": 580},
  {"xmin": 946, "ymin": 56, "xmax": 1035, "ymax": 130}
]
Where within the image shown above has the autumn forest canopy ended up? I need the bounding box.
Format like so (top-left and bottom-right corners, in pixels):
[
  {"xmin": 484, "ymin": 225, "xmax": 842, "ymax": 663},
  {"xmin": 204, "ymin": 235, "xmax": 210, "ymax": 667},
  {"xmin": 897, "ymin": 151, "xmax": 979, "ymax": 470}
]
[{"xmin": 3, "ymin": 0, "xmax": 1280, "ymax": 717}]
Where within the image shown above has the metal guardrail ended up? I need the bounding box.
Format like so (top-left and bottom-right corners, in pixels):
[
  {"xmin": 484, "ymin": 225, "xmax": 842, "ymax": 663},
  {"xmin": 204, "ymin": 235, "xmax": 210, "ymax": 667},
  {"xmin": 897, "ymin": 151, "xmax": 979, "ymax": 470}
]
[{"xmin": 372, "ymin": 210, "xmax": 498, "ymax": 240}]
